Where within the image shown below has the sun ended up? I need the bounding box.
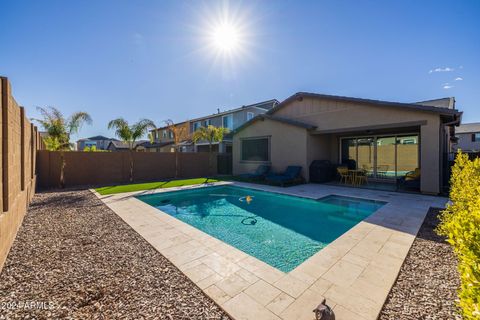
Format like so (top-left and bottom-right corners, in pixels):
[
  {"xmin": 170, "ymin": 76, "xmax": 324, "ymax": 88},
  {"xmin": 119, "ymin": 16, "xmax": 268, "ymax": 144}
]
[
  {"xmin": 211, "ymin": 23, "xmax": 240, "ymax": 52},
  {"xmin": 193, "ymin": 1, "xmax": 256, "ymax": 77}
]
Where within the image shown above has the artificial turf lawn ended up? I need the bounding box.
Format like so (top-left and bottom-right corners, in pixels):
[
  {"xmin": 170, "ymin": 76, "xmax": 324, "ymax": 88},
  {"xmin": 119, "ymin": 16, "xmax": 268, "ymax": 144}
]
[{"xmin": 95, "ymin": 178, "xmax": 219, "ymax": 195}]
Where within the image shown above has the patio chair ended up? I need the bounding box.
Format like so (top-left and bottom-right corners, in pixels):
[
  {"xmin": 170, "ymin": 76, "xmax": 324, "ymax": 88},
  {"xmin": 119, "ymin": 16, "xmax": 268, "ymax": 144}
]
[
  {"xmin": 354, "ymin": 169, "xmax": 368, "ymax": 186},
  {"xmin": 397, "ymin": 168, "xmax": 420, "ymax": 190},
  {"xmin": 337, "ymin": 167, "xmax": 351, "ymax": 184},
  {"xmin": 265, "ymin": 166, "xmax": 303, "ymax": 186},
  {"xmin": 238, "ymin": 165, "xmax": 271, "ymax": 180}
]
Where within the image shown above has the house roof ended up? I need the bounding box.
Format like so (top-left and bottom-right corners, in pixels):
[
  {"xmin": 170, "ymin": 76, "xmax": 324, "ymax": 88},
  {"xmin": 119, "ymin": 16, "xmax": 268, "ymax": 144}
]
[
  {"xmin": 78, "ymin": 135, "xmax": 118, "ymax": 142},
  {"xmin": 107, "ymin": 140, "xmax": 148, "ymax": 149},
  {"xmin": 456, "ymin": 122, "xmax": 480, "ymax": 134},
  {"xmin": 152, "ymin": 99, "xmax": 279, "ymax": 132},
  {"xmin": 89, "ymin": 135, "xmax": 118, "ymax": 141},
  {"xmin": 136, "ymin": 141, "xmax": 175, "ymax": 149},
  {"xmin": 234, "ymin": 114, "xmax": 316, "ymax": 134},
  {"xmin": 190, "ymin": 99, "xmax": 279, "ymax": 123},
  {"xmin": 267, "ymin": 92, "xmax": 461, "ymax": 117}
]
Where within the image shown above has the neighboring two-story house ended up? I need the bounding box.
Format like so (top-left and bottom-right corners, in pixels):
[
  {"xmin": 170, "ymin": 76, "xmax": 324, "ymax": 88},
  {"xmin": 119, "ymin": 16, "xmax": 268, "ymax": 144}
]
[
  {"xmin": 149, "ymin": 121, "xmax": 192, "ymax": 152},
  {"xmin": 77, "ymin": 135, "xmax": 118, "ymax": 151},
  {"xmin": 149, "ymin": 99, "xmax": 278, "ymax": 153},
  {"xmin": 454, "ymin": 122, "xmax": 480, "ymax": 152}
]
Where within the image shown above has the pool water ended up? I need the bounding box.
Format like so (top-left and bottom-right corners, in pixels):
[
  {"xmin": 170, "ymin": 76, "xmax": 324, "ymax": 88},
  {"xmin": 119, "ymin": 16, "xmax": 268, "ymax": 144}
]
[{"xmin": 137, "ymin": 186, "xmax": 384, "ymax": 272}]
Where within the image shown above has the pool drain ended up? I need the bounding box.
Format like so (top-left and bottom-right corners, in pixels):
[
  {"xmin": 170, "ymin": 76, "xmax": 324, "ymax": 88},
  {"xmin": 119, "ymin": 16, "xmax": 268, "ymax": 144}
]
[{"xmin": 241, "ymin": 217, "xmax": 257, "ymax": 225}]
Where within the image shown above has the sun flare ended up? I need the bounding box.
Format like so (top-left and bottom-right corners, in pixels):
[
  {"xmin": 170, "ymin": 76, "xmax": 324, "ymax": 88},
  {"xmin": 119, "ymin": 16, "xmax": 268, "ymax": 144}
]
[
  {"xmin": 211, "ymin": 23, "xmax": 240, "ymax": 52},
  {"xmin": 194, "ymin": 1, "xmax": 256, "ymax": 77}
]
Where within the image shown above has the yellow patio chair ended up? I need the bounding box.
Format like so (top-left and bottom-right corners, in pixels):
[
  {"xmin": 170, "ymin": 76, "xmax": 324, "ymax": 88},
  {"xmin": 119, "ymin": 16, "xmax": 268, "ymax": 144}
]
[{"xmin": 337, "ymin": 167, "xmax": 351, "ymax": 184}]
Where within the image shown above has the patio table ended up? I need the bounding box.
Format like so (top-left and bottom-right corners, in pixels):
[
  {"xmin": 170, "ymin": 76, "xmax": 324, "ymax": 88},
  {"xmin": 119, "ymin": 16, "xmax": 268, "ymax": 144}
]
[{"xmin": 348, "ymin": 169, "xmax": 367, "ymax": 186}]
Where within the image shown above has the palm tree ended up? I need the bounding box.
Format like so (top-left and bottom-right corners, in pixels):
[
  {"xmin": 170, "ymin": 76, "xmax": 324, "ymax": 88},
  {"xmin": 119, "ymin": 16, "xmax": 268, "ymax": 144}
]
[
  {"xmin": 192, "ymin": 125, "xmax": 229, "ymax": 176},
  {"xmin": 108, "ymin": 118, "xmax": 156, "ymax": 182},
  {"xmin": 33, "ymin": 106, "xmax": 92, "ymax": 188},
  {"xmin": 164, "ymin": 119, "xmax": 189, "ymax": 178}
]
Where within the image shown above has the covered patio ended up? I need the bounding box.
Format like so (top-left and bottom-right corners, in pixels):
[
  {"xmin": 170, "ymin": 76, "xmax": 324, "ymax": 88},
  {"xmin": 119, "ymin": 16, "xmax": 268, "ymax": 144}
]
[{"xmin": 308, "ymin": 123, "xmax": 424, "ymax": 193}]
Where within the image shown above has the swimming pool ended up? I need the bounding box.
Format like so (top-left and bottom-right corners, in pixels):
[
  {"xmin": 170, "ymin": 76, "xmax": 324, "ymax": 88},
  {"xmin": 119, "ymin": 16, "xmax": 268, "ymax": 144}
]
[{"xmin": 137, "ymin": 185, "xmax": 385, "ymax": 272}]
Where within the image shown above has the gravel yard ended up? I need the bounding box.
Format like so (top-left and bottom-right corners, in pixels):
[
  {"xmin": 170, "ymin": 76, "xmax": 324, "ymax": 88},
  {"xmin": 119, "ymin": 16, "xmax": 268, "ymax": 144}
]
[
  {"xmin": 0, "ymin": 190, "xmax": 230, "ymax": 320},
  {"xmin": 379, "ymin": 208, "xmax": 461, "ymax": 320}
]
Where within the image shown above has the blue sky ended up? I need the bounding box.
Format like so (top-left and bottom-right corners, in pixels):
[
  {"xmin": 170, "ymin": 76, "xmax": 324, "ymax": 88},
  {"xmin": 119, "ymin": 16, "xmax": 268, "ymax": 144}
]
[{"xmin": 1, "ymin": 0, "xmax": 479, "ymax": 140}]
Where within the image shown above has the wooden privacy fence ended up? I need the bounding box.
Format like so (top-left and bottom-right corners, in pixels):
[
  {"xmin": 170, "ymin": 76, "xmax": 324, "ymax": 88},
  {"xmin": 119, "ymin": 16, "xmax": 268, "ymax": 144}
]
[
  {"xmin": 0, "ymin": 77, "xmax": 43, "ymax": 272},
  {"xmin": 37, "ymin": 151, "xmax": 218, "ymax": 188}
]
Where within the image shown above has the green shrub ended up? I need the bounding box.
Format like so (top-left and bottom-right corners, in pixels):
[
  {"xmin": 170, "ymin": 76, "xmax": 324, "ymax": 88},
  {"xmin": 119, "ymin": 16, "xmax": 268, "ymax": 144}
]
[{"xmin": 437, "ymin": 152, "xmax": 480, "ymax": 319}]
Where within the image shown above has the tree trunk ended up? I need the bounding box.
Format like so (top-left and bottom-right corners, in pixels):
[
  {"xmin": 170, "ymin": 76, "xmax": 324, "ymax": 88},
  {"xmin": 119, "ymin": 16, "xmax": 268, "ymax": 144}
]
[
  {"xmin": 175, "ymin": 147, "xmax": 179, "ymax": 178},
  {"xmin": 129, "ymin": 149, "xmax": 134, "ymax": 182},
  {"xmin": 60, "ymin": 151, "xmax": 66, "ymax": 188},
  {"xmin": 208, "ymin": 143, "xmax": 213, "ymax": 177}
]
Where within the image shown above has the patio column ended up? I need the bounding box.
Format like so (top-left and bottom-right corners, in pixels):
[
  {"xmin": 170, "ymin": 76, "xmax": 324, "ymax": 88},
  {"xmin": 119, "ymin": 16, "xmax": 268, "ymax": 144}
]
[{"xmin": 420, "ymin": 119, "xmax": 441, "ymax": 194}]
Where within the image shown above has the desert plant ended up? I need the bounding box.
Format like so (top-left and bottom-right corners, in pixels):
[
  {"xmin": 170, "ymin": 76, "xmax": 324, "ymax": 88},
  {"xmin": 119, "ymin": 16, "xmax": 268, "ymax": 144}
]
[
  {"xmin": 192, "ymin": 125, "xmax": 229, "ymax": 176},
  {"xmin": 108, "ymin": 118, "xmax": 156, "ymax": 182},
  {"xmin": 437, "ymin": 151, "xmax": 480, "ymax": 319},
  {"xmin": 33, "ymin": 106, "xmax": 92, "ymax": 188},
  {"xmin": 164, "ymin": 119, "xmax": 190, "ymax": 178}
]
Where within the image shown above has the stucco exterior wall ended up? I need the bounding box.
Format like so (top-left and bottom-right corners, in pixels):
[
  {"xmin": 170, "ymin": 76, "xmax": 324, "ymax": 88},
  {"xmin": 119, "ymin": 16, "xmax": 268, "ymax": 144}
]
[
  {"xmin": 234, "ymin": 96, "xmax": 447, "ymax": 194},
  {"xmin": 275, "ymin": 97, "xmax": 444, "ymax": 194},
  {"xmin": 233, "ymin": 118, "xmax": 309, "ymax": 179},
  {"xmin": 306, "ymin": 134, "xmax": 332, "ymax": 172}
]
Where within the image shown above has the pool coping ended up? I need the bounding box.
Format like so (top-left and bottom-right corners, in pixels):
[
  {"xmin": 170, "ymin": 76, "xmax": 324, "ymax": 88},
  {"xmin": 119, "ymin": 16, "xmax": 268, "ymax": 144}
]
[{"xmin": 93, "ymin": 182, "xmax": 448, "ymax": 320}]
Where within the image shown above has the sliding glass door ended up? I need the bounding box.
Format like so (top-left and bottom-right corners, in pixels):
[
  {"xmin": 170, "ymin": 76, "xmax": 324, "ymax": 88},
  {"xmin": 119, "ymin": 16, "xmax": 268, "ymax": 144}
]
[
  {"xmin": 396, "ymin": 135, "xmax": 419, "ymax": 179},
  {"xmin": 340, "ymin": 134, "xmax": 419, "ymax": 180},
  {"xmin": 376, "ymin": 136, "xmax": 396, "ymax": 180},
  {"xmin": 357, "ymin": 137, "xmax": 375, "ymax": 177}
]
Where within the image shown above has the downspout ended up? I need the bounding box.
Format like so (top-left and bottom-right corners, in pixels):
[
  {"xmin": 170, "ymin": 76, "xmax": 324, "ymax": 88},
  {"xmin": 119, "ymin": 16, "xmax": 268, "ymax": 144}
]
[{"xmin": 440, "ymin": 112, "xmax": 462, "ymax": 193}]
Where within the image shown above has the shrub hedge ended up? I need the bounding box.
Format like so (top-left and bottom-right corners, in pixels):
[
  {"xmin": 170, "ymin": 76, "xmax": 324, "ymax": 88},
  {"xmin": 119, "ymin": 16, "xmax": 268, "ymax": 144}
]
[{"xmin": 437, "ymin": 152, "xmax": 480, "ymax": 319}]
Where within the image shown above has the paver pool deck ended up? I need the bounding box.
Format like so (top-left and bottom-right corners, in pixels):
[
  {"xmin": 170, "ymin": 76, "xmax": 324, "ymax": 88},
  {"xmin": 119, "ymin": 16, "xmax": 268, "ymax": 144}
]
[{"xmin": 94, "ymin": 182, "xmax": 448, "ymax": 320}]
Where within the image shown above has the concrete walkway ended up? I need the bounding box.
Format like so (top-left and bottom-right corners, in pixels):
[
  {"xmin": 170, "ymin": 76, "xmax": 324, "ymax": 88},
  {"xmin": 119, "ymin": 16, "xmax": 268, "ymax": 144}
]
[{"xmin": 95, "ymin": 182, "xmax": 447, "ymax": 320}]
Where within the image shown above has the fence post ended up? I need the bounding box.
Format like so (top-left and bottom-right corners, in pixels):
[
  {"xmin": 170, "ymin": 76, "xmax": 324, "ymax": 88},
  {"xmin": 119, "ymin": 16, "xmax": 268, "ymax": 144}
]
[
  {"xmin": 30, "ymin": 123, "xmax": 34, "ymax": 179},
  {"xmin": 1, "ymin": 78, "xmax": 9, "ymax": 212},
  {"xmin": 20, "ymin": 106, "xmax": 25, "ymax": 191}
]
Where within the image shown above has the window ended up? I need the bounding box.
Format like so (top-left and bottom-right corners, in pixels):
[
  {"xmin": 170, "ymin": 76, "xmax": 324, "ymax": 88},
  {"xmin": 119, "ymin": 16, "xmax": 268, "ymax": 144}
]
[
  {"xmin": 193, "ymin": 121, "xmax": 201, "ymax": 132},
  {"xmin": 472, "ymin": 133, "xmax": 480, "ymax": 142},
  {"xmin": 203, "ymin": 119, "xmax": 211, "ymax": 127},
  {"xmin": 169, "ymin": 131, "xmax": 174, "ymax": 139},
  {"xmin": 222, "ymin": 114, "xmax": 233, "ymax": 130},
  {"xmin": 241, "ymin": 138, "xmax": 269, "ymax": 162},
  {"xmin": 85, "ymin": 141, "xmax": 97, "ymax": 147},
  {"xmin": 247, "ymin": 112, "xmax": 254, "ymax": 121},
  {"xmin": 340, "ymin": 134, "xmax": 419, "ymax": 180},
  {"xmin": 162, "ymin": 130, "xmax": 168, "ymax": 138}
]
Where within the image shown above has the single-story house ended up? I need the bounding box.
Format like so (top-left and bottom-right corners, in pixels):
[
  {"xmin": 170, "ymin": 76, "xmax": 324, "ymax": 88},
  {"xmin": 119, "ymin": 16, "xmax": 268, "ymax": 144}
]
[{"xmin": 233, "ymin": 92, "xmax": 462, "ymax": 195}]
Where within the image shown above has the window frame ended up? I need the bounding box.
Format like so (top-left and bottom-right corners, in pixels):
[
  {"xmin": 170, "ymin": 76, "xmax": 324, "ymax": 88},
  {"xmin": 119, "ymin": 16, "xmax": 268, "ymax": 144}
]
[
  {"xmin": 472, "ymin": 133, "xmax": 480, "ymax": 142},
  {"xmin": 247, "ymin": 112, "xmax": 255, "ymax": 121},
  {"xmin": 193, "ymin": 121, "xmax": 201, "ymax": 132},
  {"xmin": 240, "ymin": 136, "xmax": 271, "ymax": 163},
  {"xmin": 222, "ymin": 114, "xmax": 234, "ymax": 130}
]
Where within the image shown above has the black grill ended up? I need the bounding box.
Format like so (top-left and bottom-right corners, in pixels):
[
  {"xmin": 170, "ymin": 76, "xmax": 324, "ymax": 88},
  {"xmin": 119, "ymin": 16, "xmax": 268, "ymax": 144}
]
[{"xmin": 309, "ymin": 160, "xmax": 336, "ymax": 183}]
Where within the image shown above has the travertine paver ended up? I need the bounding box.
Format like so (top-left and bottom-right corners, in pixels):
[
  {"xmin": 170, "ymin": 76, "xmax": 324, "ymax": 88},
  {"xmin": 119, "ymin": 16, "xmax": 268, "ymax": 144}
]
[
  {"xmin": 266, "ymin": 292, "xmax": 295, "ymax": 316},
  {"xmin": 95, "ymin": 181, "xmax": 447, "ymax": 320},
  {"xmin": 223, "ymin": 293, "xmax": 280, "ymax": 320},
  {"xmin": 245, "ymin": 280, "xmax": 282, "ymax": 306}
]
